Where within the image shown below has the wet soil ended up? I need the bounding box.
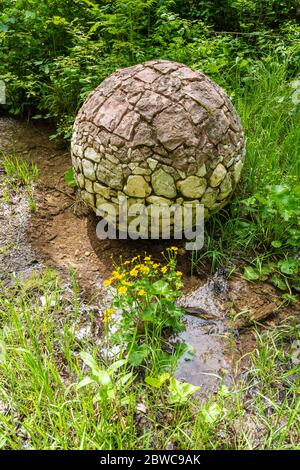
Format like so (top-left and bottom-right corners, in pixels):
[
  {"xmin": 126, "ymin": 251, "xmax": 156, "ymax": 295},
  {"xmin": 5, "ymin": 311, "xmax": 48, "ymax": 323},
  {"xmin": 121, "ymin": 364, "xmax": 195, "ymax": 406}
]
[{"xmin": 0, "ymin": 117, "xmax": 299, "ymax": 396}]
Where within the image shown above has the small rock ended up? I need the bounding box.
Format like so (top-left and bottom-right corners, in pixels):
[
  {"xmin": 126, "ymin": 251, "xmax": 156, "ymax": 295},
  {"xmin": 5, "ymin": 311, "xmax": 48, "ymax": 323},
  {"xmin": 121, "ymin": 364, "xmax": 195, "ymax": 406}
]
[
  {"xmin": 124, "ymin": 175, "xmax": 152, "ymax": 198},
  {"xmin": 177, "ymin": 176, "xmax": 207, "ymax": 199},
  {"xmin": 151, "ymin": 168, "xmax": 176, "ymax": 198},
  {"xmin": 210, "ymin": 163, "xmax": 227, "ymax": 187}
]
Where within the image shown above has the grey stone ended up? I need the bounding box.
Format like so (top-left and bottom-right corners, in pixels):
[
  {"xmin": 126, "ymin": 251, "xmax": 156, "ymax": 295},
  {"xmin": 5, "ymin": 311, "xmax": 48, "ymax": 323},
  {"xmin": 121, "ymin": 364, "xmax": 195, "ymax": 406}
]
[
  {"xmin": 218, "ymin": 173, "xmax": 233, "ymax": 200},
  {"xmin": 85, "ymin": 147, "xmax": 101, "ymax": 163},
  {"xmin": 81, "ymin": 190, "xmax": 95, "ymax": 208},
  {"xmin": 96, "ymin": 164, "xmax": 123, "ymax": 190},
  {"xmin": 147, "ymin": 157, "xmax": 158, "ymax": 170},
  {"xmin": 154, "ymin": 105, "xmax": 198, "ymax": 151},
  {"xmin": 233, "ymin": 159, "xmax": 243, "ymax": 183},
  {"xmin": 82, "ymin": 159, "xmax": 96, "ymax": 181},
  {"xmin": 133, "ymin": 167, "xmax": 152, "ymax": 176},
  {"xmin": 196, "ymin": 164, "xmax": 207, "ymax": 177}
]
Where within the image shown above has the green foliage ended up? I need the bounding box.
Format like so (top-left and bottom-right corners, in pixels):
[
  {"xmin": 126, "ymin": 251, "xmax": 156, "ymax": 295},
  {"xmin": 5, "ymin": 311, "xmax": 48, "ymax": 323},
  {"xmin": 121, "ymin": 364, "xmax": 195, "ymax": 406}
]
[
  {"xmin": 242, "ymin": 184, "xmax": 300, "ymax": 296},
  {"xmin": 167, "ymin": 377, "xmax": 200, "ymax": 405},
  {"xmin": 64, "ymin": 167, "xmax": 76, "ymax": 188},
  {"xmin": 103, "ymin": 248, "xmax": 185, "ymax": 372},
  {"xmin": 77, "ymin": 353, "xmax": 134, "ymax": 404},
  {"xmin": 1, "ymin": 151, "xmax": 38, "ymax": 186},
  {"xmin": 0, "ymin": 0, "xmax": 299, "ymax": 138},
  {"xmin": 0, "ymin": 268, "xmax": 299, "ymax": 449},
  {"xmin": 192, "ymin": 62, "xmax": 300, "ymax": 286}
]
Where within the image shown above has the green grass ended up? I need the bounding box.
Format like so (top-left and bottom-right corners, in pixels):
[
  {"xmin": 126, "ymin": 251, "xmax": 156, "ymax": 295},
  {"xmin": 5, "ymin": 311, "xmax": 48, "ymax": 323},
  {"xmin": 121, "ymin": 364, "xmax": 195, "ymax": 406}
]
[
  {"xmin": 1, "ymin": 152, "xmax": 38, "ymax": 187},
  {"xmin": 0, "ymin": 268, "xmax": 298, "ymax": 450},
  {"xmin": 193, "ymin": 63, "xmax": 300, "ymax": 289}
]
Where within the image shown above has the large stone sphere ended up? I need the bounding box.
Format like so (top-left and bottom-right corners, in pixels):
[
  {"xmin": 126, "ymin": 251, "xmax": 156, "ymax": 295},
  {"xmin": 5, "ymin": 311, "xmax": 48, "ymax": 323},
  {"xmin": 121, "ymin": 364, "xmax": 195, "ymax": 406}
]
[{"xmin": 71, "ymin": 60, "xmax": 245, "ymax": 232}]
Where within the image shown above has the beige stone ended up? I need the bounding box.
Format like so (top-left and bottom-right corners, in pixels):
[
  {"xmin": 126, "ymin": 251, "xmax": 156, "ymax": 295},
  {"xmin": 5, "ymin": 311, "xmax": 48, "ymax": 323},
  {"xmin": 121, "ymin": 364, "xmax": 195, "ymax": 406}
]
[
  {"xmin": 82, "ymin": 159, "xmax": 96, "ymax": 181},
  {"xmin": 233, "ymin": 160, "xmax": 243, "ymax": 183},
  {"xmin": 124, "ymin": 175, "xmax": 152, "ymax": 198},
  {"xmin": 146, "ymin": 195, "xmax": 173, "ymax": 206},
  {"xmin": 85, "ymin": 147, "xmax": 101, "ymax": 163},
  {"xmin": 201, "ymin": 188, "xmax": 218, "ymax": 209},
  {"xmin": 177, "ymin": 176, "xmax": 207, "ymax": 199},
  {"xmin": 151, "ymin": 168, "xmax": 176, "ymax": 198},
  {"xmin": 196, "ymin": 164, "xmax": 207, "ymax": 177},
  {"xmin": 218, "ymin": 174, "xmax": 233, "ymax": 200},
  {"xmin": 210, "ymin": 163, "xmax": 227, "ymax": 187}
]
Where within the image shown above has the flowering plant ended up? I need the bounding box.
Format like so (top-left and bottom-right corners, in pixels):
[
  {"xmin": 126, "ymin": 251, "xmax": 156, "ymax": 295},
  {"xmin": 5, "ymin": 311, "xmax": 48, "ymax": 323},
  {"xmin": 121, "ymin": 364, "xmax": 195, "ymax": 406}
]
[{"xmin": 102, "ymin": 247, "xmax": 185, "ymax": 369}]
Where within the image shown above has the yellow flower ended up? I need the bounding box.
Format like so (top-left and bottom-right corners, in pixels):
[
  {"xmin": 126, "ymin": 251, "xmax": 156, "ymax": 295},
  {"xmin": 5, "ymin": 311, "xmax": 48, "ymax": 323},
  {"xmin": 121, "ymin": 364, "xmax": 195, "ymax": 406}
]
[
  {"xmin": 170, "ymin": 246, "xmax": 178, "ymax": 251},
  {"xmin": 144, "ymin": 256, "xmax": 151, "ymax": 261},
  {"xmin": 140, "ymin": 265, "xmax": 150, "ymax": 274},
  {"xmin": 130, "ymin": 268, "xmax": 139, "ymax": 277},
  {"xmin": 153, "ymin": 263, "xmax": 160, "ymax": 269},
  {"xmin": 118, "ymin": 285, "xmax": 128, "ymax": 295},
  {"xmin": 103, "ymin": 308, "xmax": 116, "ymax": 322},
  {"xmin": 131, "ymin": 256, "xmax": 138, "ymax": 263},
  {"xmin": 161, "ymin": 266, "xmax": 168, "ymax": 274},
  {"xmin": 103, "ymin": 278, "xmax": 112, "ymax": 287},
  {"xmin": 176, "ymin": 271, "xmax": 182, "ymax": 276},
  {"xmin": 121, "ymin": 280, "xmax": 133, "ymax": 287},
  {"xmin": 112, "ymin": 271, "xmax": 125, "ymax": 280},
  {"xmin": 137, "ymin": 289, "xmax": 145, "ymax": 296},
  {"xmin": 123, "ymin": 260, "xmax": 130, "ymax": 265}
]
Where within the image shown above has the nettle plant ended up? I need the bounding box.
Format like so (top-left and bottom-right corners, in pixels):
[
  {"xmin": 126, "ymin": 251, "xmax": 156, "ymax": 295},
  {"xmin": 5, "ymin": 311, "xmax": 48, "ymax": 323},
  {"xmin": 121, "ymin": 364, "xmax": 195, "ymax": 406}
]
[
  {"xmin": 242, "ymin": 183, "xmax": 300, "ymax": 302},
  {"xmin": 102, "ymin": 247, "xmax": 185, "ymax": 371}
]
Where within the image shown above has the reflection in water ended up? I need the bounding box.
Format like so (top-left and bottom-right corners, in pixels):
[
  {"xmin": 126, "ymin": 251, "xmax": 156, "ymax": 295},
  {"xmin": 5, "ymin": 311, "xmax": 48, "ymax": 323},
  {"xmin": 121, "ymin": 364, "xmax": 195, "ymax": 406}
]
[{"xmin": 175, "ymin": 272, "xmax": 233, "ymax": 395}]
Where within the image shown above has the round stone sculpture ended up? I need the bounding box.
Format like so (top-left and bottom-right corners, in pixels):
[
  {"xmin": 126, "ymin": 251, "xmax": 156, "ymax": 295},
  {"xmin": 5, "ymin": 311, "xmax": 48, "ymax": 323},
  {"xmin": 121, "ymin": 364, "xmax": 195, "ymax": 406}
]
[{"xmin": 71, "ymin": 60, "xmax": 245, "ymax": 233}]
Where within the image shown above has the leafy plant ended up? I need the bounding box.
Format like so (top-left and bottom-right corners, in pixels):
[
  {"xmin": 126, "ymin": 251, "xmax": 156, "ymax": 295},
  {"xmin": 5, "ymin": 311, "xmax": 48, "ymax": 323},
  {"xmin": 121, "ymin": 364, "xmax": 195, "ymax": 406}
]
[
  {"xmin": 64, "ymin": 167, "xmax": 76, "ymax": 188},
  {"xmin": 242, "ymin": 184, "xmax": 300, "ymax": 297},
  {"xmin": 167, "ymin": 377, "xmax": 200, "ymax": 405},
  {"xmin": 102, "ymin": 247, "xmax": 185, "ymax": 371},
  {"xmin": 77, "ymin": 352, "xmax": 134, "ymax": 404}
]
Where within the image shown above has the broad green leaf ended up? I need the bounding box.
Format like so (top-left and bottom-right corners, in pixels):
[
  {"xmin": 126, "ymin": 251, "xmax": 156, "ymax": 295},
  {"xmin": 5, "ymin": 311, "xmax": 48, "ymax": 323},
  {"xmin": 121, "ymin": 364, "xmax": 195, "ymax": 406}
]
[
  {"xmin": 64, "ymin": 167, "xmax": 76, "ymax": 188},
  {"xmin": 278, "ymin": 259, "xmax": 298, "ymax": 275},
  {"xmin": 201, "ymin": 403, "xmax": 224, "ymax": 425},
  {"xmin": 145, "ymin": 373, "xmax": 170, "ymax": 389},
  {"xmin": 151, "ymin": 280, "xmax": 172, "ymax": 297},
  {"xmin": 76, "ymin": 376, "xmax": 95, "ymax": 390},
  {"xmin": 95, "ymin": 369, "xmax": 111, "ymax": 386},
  {"xmin": 167, "ymin": 377, "xmax": 200, "ymax": 405},
  {"xmin": 243, "ymin": 266, "xmax": 259, "ymax": 281},
  {"xmin": 271, "ymin": 240, "xmax": 282, "ymax": 248},
  {"xmin": 108, "ymin": 359, "xmax": 127, "ymax": 373},
  {"xmin": 140, "ymin": 304, "xmax": 157, "ymax": 322},
  {"xmin": 128, "ymin": 344, "xmax": 150, "ymax": 367}
]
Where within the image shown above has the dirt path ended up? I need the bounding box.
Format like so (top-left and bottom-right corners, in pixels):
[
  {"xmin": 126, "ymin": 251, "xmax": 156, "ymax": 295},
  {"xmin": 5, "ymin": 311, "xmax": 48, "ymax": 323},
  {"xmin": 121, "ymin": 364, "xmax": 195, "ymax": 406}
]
[{"xmin": 0, "ymin": 116, "xmax": 298, "ymax": 394}]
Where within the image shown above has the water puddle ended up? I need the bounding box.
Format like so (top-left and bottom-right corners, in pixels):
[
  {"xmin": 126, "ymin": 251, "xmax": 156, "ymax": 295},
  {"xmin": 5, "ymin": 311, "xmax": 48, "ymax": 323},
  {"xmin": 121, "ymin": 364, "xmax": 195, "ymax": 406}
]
[{"xmin": 175, "ymin": 272, "xmax": 234, "ymax": 393}]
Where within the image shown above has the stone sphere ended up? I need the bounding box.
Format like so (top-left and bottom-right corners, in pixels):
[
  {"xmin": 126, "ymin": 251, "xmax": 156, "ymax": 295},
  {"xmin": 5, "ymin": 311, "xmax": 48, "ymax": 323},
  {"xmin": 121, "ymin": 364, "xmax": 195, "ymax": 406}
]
[{"xmin": 71, "ymin": 60, "xmax": 245, "ymax": 232}]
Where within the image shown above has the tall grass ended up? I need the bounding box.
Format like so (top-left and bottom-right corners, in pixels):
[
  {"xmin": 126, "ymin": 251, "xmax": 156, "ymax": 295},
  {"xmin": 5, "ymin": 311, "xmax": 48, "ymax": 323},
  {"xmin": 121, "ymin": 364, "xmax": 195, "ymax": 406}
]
[
  {"xmin": 194, "ymin": 62, "xmax": 300, "ymax": 272},
  {"xmin": 233, "ymin": 62, "xmax": 300, "ymax": 192},
  {"xmin": 0, "ymin": 268, "xmax": 299, "ymax": 450}
]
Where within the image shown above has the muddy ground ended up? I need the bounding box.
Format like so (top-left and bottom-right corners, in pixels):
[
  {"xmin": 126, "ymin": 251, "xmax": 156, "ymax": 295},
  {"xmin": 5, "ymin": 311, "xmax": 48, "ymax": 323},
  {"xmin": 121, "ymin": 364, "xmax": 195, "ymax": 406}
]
[{"xmin": 0, "ymin": 116, "xmax": 299, "ymax": 395}]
